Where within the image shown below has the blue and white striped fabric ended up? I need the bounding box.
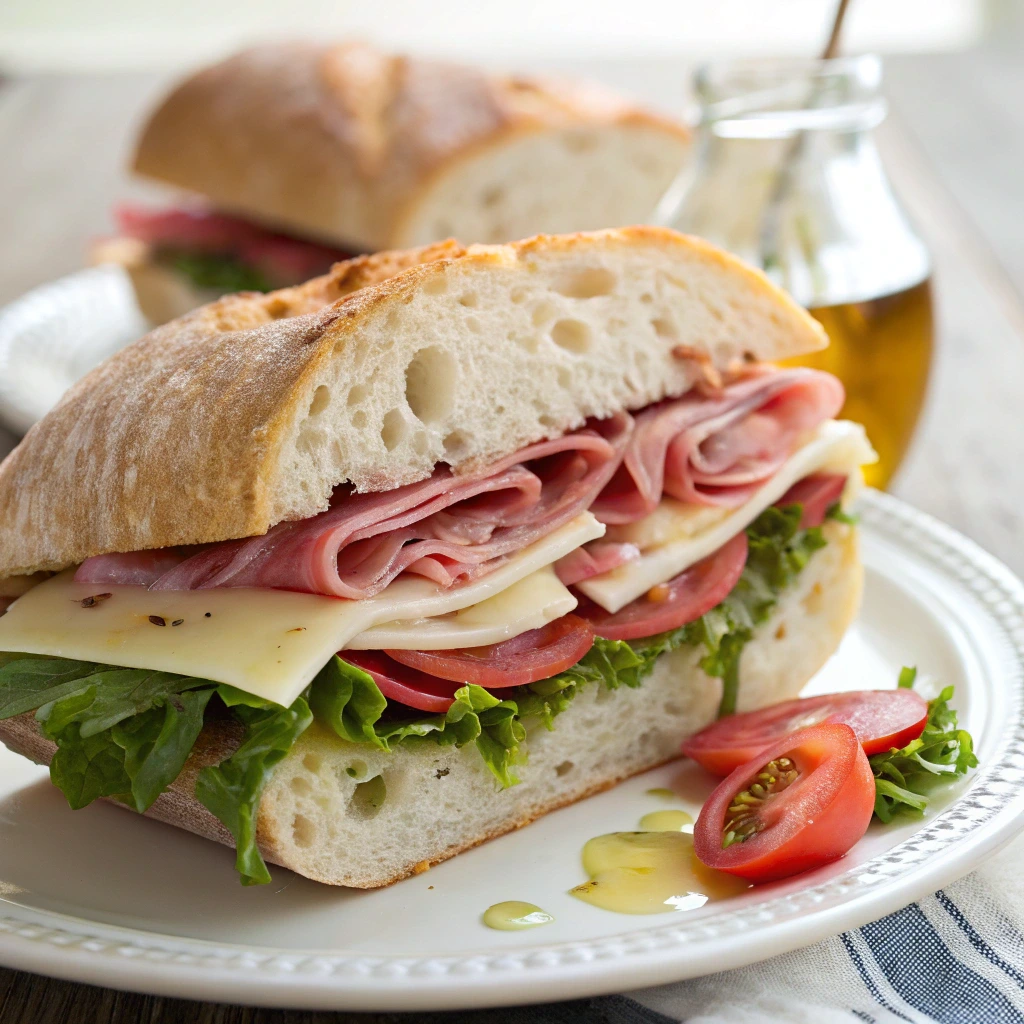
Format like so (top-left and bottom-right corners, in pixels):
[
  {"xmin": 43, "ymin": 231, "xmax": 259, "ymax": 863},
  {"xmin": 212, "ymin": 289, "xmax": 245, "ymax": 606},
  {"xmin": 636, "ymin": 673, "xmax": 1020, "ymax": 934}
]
[{"xmin": 620, "ymin": 832, "xmax": 1024, "ymax": 1024}]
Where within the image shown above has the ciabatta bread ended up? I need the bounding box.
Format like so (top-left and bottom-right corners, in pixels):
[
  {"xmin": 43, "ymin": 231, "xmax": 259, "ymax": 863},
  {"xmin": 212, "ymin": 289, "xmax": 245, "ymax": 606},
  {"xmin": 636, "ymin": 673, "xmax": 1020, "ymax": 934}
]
[
  {"xmin": 0, "ymin": 520, "xmax": 860, "ymax": 887},
  {"xmin": 0, "ymin": 227, "xmax": 825, "ymax": 580},
  {"xmin": 132, "ymin": 42, "xmax": 690, "ymax": 252}
]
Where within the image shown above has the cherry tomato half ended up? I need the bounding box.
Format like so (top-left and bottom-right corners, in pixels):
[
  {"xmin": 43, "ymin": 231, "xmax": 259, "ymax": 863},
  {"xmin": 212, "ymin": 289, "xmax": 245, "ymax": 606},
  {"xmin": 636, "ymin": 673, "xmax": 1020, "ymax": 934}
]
[
  {"xmin": 386, "ymin": 614, "xmax": 595, "ymax": 688},
  {"xmin": 682, "ymin": 688, "xmax": 928, "ymax": 776},
  {"xmin": 693, "ymin": 722, "xmax": 874, "ymax": 882}
]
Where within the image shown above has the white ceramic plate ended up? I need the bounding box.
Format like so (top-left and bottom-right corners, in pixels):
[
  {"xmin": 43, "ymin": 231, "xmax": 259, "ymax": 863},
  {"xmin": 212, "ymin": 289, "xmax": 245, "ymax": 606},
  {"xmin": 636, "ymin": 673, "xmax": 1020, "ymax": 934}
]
[
  {"xmin": 0, "ymin": 489, "xmax": 1022, "ymax": 1011},
  {"xmin": 0, "ymin": 265, "xmax": 148, "ymax": 434}
]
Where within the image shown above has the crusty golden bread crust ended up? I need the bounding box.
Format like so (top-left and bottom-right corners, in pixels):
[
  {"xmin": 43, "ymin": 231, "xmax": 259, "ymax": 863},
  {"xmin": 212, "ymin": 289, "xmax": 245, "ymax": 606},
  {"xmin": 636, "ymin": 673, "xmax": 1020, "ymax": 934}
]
[
  {"xmin": 132, "ymin": 42, "xmax": 689, "ymax": 251},
  {"xmin": 0, "ymin": 227, "xmax": 826, "ymax": 580}
]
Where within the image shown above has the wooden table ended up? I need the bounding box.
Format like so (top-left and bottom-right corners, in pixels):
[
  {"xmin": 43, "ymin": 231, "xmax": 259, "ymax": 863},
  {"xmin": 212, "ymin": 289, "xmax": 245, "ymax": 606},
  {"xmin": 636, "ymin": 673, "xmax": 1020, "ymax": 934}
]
[{"xmin": 1, "ymin": 34, "xmax": 1023, "ymax": 1022}]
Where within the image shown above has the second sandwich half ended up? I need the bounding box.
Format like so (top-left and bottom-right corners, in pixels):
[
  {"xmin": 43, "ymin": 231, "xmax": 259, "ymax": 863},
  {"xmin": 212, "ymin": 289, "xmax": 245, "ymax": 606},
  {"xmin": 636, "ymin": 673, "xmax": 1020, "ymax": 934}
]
[{"xmin": 0, "ymin": 228, "xmax": 874, "ymax": 887}]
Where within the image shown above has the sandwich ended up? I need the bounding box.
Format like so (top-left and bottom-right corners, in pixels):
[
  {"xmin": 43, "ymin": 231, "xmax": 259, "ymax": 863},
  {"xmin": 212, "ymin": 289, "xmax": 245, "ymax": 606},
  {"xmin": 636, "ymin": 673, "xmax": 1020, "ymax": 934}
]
[
  {"xmin": 0, "ymin": 227, "xmax": 874, "ymax": 887},
  {"xmin": 92, "ymin": 41, "xmax": 690, "ymax": 324}
]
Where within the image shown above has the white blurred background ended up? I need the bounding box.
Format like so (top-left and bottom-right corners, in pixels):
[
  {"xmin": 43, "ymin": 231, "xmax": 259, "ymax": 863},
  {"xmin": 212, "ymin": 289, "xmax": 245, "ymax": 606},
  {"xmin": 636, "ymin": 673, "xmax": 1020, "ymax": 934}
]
[{"xmin": 0, "ymin": 0, "xmax": 991, "ymax": 75}]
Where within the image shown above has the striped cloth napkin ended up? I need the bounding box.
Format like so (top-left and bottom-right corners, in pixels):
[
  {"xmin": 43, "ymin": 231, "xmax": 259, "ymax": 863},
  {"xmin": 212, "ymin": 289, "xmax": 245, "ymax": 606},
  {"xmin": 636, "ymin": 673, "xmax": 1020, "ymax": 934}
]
[{"xmin": 370, "ymin": 831, "xmax": 1024, "ymax": 1024}]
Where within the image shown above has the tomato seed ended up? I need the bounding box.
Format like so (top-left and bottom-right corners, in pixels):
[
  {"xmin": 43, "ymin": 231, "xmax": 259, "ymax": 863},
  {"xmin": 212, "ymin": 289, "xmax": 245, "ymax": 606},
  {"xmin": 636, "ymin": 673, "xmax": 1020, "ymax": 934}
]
[{"xmin": 722, "ymin": 755, "xmax": 800, "ymax": 848}]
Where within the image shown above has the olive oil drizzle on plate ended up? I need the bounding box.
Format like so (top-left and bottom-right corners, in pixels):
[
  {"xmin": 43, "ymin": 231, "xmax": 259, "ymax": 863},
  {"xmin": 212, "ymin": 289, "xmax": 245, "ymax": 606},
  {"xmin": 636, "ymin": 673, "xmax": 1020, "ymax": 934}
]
[
  {"xmin": 482, "ymin": 901, "xmax": 554, "ymax": 931},
  {"xmin": 638, "ymin": 809, "xmax": 694, "ymax": 833},
  {"xmin": 569, "ymin": 809, "xmax": 749, "ymax": 915}
]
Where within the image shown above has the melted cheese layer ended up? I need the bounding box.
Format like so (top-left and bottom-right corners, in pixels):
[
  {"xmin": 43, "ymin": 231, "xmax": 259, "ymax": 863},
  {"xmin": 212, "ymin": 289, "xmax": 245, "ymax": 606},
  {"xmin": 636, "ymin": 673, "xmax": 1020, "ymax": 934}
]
[{"xmin": 348, "ymin": 567, "xmax": 576, "ymax": 650}]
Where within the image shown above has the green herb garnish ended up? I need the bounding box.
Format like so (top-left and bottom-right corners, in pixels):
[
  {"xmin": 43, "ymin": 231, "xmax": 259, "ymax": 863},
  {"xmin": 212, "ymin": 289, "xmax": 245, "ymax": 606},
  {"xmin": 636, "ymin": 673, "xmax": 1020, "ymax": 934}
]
[{"xmin": 870, "ymin": 667, "xmax": 978, "ymax": 822}]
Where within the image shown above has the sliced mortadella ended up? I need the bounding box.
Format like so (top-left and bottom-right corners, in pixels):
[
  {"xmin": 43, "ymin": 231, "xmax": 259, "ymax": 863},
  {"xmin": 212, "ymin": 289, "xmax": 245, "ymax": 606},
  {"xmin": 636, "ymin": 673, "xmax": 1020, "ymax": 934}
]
[
  {"xmin": 554, "ymin": 541, "xmax": 641, "ymax": 587},
  {"xmin": 74, "ymin": 549, "xmax": 188, "ymax": 587},
  {"xmin": 593, "ymin": 368, "xmax": 844, "ymax": 524}
]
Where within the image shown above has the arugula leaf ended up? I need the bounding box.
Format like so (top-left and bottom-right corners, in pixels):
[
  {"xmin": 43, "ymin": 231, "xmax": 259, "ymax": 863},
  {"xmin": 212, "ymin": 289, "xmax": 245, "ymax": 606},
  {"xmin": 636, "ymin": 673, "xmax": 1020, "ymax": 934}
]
[
  {"xmin": 195, "ymin": 695, "xmax": 313, "ymax": 885},
  {"xmin": 44, "ymin": 688, "xmax": 215, "ymax": 813},
  {"xmin": 869, "ymin": 676, "xmax": 978, "ymax": 822},
  {"xmin": 38, "ymin": 667, "xmax": 212, "ymax": 738},
  {"xmin": 48, "ymin": 724, "xmax": 134, "ymax": 809},
  {"xmin": 113, "ymin": 688, "xmax": 215, "ymax": 812},
  {"xmin": 0, "ymin": 656, "xmax": 104, "ymax": 719},
  {"xmin": 163, "ymin": 250, "xmax": 274, "ymax": 294}
]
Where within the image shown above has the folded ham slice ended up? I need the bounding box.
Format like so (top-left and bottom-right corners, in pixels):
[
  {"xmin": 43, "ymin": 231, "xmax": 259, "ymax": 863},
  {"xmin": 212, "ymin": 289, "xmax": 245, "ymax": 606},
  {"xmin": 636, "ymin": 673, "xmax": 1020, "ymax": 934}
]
[
  {"xmin": 590, "ymin": 368, "xmax": 844, "ymax": 525},
  {"xmin": 71, "ymin": 549, "xmax": 194, "ymax": 588},
  {"xmin": 77, "ymin": 414, "xmax": 632, "ymax": 599},
  {"xmin": 114, "ymin": 205, "xmax": 355, "ymax": 287},
  {"xmin": 554, "ymin": 541, "xmax": 641, "ymax": 587}
]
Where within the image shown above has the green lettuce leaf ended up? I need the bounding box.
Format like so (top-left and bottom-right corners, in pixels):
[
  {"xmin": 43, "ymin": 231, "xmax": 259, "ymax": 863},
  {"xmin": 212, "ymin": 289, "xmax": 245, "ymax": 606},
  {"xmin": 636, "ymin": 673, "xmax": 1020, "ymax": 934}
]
[
  {"xmin": 47, "ymin": 724, "xmax": 134, "ymax": 809},
  {"xmin": 163, "ymin": 250, "xmax": 274, "ymax": 294},
  {"xmin": 36, "ymin": 666, "xmax": 213, "ymax": 738},
  {"xmin": 317, "ymin": 638, "xmax": 643, "ymax": 787},
  {"xmin": 869, "ymin": 670, "xmax": 978, "ymax": 822},
  {"xmin": 308, "ymin": 657, "xmax": 389, "ymax": 749},
  {"xmin": 0, "ymin": 655, "xmax": 221, "ymax": 813},
  {"xmin": 445, "ymin": 685, "xmax": 525, "ymax": 788},
  {"xmin": 113, "ymin": 688, "xmax": 215, "ymax": 812},
  {"xmin": 46, "ymin": 688, "xmax": 215, "ymax": 813},
  {"xmin": 195, "ymin": 694, "xmax": 313, "ymax": 885},
  {"xmin": 0, "ymin": 656, "xmax": 105, "ymax": 718}
]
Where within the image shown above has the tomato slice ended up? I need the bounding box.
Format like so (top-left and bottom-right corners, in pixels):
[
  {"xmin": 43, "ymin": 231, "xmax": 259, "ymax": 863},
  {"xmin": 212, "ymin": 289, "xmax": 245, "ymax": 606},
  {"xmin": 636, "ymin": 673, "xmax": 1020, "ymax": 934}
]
[
  {"xmin": 340, "ymin": 651, "xmax": 462, "ymax": 712},
  {"xmin": 682, "ymin": 688, "xmax": 929, "ymax": 776},
  {"xmin": 573, "ymin": 532, "xmax": 748, "ymax": 642},
  {"xmin": 776, "ymin": 472, "xmax": 847, "ymax": 528},
  {"xmin": 385, "ymin": 614, "xmax": 595, "ymax": 688},
  {"xmin": 693, "ymin": 722, "xmax": 875, "ymax": 882}
]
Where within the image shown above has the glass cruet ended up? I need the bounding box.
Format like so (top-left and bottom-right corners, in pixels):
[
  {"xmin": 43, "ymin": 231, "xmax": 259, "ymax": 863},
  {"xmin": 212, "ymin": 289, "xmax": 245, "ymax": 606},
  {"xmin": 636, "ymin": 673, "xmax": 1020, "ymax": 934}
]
[{"xmin": 656, "ymin": 54, "xmax": 933, "ymax": 489}]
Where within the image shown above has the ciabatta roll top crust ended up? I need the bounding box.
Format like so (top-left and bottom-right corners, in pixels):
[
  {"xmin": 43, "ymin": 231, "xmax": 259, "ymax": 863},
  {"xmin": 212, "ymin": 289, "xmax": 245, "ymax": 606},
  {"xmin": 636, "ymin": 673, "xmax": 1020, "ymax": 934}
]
[
  {"xmin": 0, "ymin": 228, "xmax": 826, "ymax": 580},
  {"xmin": 132, "ymin": 42, "xmax": 690, "ymax": 251}
]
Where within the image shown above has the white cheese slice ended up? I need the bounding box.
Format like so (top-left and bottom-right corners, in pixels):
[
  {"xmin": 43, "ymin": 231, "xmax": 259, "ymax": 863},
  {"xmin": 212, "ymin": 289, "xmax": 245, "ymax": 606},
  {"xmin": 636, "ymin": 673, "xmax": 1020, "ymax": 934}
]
[
  {"xmin": 576, "ymin": 420, "xmax": 876, "ymax": 614},
  {"xmin": 0, "ymin": 513, "xmax": 604, "ymax": 707},
  {"xmin": 348, "ymin": 567, "xmax": 576, "ymax": 650}
]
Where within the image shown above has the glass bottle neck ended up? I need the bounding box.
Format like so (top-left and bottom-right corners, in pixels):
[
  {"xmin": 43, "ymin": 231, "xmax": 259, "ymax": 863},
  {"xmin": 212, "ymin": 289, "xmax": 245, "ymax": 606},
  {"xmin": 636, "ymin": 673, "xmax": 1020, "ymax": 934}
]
[{"xmin": 662, "ymin": 125, "xmax": 930, "ymax": 309}]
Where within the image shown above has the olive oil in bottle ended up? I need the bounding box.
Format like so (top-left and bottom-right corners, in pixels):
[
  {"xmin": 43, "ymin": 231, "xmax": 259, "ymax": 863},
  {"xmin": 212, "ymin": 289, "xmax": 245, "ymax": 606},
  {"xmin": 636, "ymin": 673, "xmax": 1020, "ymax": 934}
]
[
  {"xmin": 657, "ymin": 55, "xmax": 935, "ymax": 491},
  {"xmin": 788, "ymin": 278, "xmax": 934, "ymax": 489}
]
